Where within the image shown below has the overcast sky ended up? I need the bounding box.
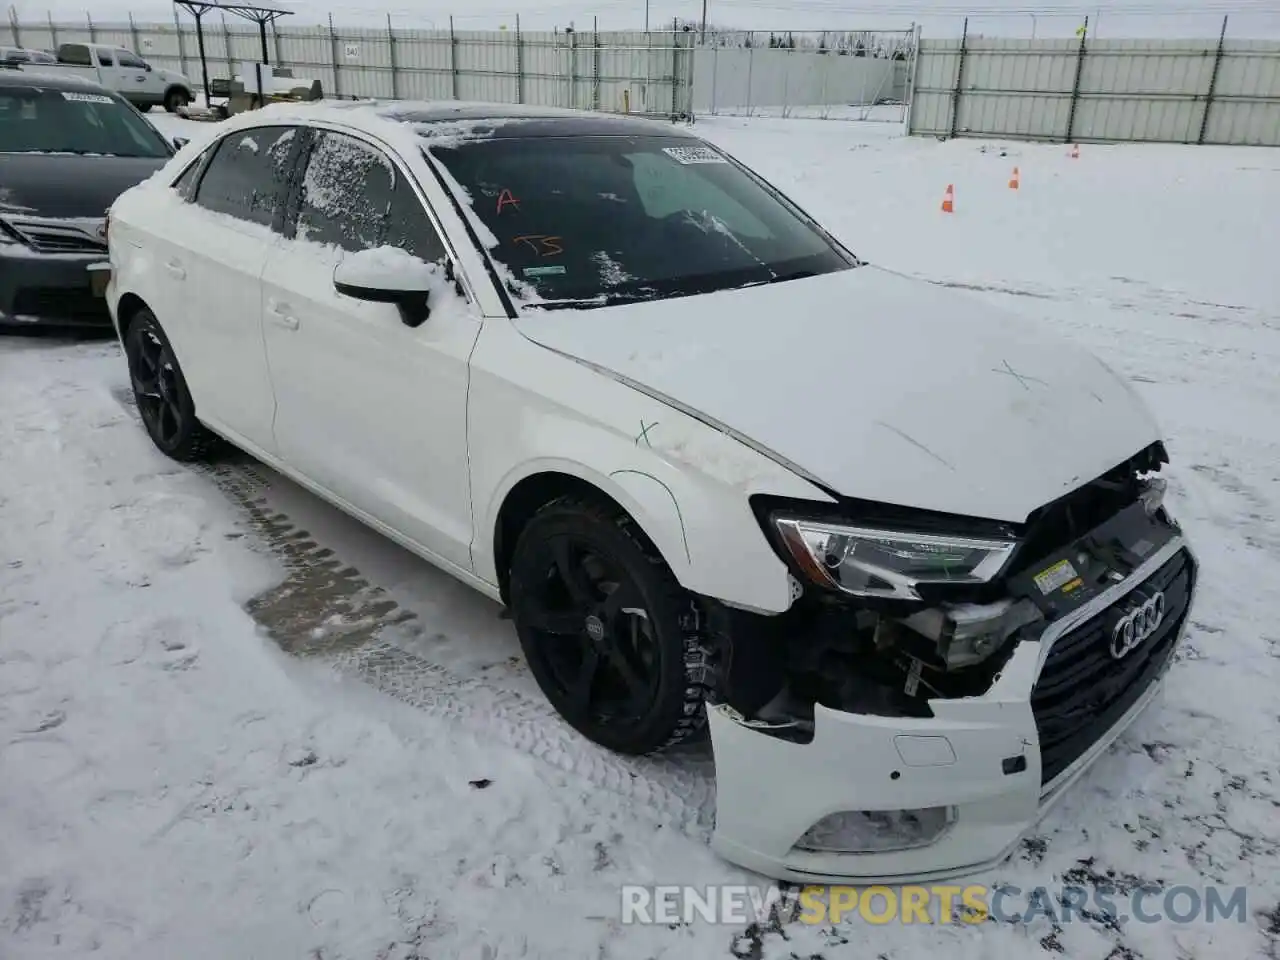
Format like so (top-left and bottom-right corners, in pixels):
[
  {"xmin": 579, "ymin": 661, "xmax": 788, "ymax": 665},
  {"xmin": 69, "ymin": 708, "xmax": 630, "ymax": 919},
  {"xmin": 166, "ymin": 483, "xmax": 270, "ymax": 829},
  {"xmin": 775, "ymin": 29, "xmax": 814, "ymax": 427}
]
[{"xmin": 7, "ymin": 0, "xmax": 1280, "ymax": 38}]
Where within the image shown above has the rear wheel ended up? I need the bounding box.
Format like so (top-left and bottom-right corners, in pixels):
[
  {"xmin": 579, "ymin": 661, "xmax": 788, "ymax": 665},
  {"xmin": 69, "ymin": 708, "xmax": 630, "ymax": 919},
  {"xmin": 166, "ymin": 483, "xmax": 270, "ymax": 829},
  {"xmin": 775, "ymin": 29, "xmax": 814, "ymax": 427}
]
[
  {"xmin": 508, "ymin": 497, "xmax": 711, "ymax": 755},
  {"xmin": 164, "ymin": 88, "xmax": 190, "ymax": 113},
  {"xmin": 123, "ymin": 309, "xmax": 219, "ymax": 462}
]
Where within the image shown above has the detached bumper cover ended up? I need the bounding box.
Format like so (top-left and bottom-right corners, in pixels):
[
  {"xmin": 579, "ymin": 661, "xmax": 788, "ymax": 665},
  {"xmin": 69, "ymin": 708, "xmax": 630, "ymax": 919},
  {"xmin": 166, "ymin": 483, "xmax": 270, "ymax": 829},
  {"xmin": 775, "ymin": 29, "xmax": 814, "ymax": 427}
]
[{"xmin": 709, "ymin": 535, "xmax": 1196, "ymax": 884}]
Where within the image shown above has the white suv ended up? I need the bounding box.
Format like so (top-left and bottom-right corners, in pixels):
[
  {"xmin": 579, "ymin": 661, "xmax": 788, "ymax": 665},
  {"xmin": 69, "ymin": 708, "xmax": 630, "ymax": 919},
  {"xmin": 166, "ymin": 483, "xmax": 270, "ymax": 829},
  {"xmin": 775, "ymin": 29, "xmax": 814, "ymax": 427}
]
[{"xmin": 103, "ymin": 101, "xmax": 1198, "ymax": 883}]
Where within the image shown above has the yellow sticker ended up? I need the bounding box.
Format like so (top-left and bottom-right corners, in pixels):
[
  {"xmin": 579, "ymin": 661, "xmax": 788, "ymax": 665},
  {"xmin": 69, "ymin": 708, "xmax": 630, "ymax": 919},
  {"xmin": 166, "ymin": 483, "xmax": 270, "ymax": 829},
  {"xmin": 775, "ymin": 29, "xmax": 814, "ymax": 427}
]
[{"xmin": 1033, "ymin": 559, "xmax": 1079, "ymax": 595}]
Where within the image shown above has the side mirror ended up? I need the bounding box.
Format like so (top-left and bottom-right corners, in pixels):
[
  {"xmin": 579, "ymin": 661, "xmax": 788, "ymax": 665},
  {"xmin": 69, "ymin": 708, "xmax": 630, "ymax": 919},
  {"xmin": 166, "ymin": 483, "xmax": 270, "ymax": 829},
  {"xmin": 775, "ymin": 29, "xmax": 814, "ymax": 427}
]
[
  {"xmin": 333, "ymin": 247, "xmax": 438, "ymax": 328},
  {"xmin": 144, "ymin": 63, "xmax": 153, "ymax": 72},
  {"xmin": 172, "ymin": 136, "xmax": 189, "ymax": 150}
]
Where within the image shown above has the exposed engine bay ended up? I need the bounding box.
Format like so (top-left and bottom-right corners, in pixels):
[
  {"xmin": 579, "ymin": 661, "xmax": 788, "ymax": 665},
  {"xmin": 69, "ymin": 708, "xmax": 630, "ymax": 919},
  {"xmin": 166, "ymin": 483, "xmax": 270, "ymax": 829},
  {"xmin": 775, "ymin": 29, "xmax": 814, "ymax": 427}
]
[{"xmin": 705, "ymin": 442, "xmax": 1179, "ymax": 741}]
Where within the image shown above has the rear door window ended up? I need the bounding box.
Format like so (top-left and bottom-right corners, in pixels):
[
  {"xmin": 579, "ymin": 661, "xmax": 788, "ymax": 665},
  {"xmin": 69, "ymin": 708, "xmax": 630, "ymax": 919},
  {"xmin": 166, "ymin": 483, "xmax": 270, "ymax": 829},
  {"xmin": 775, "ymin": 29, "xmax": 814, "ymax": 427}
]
[{"xmin": 193, "ymin": 126, "xmax": 299, "ymax": 229}]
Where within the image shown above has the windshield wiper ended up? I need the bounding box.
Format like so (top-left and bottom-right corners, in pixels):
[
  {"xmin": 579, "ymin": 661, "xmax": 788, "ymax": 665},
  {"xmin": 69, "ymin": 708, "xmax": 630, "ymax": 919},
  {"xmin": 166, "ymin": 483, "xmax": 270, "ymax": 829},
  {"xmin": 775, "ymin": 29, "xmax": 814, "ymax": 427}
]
[
  {"xmin": 37, "ymin": 149, "xmax": 118, "ymax": 156},
  {"xmin": 767, "ymin": 269, "xmax": 817, "ymax": 284},
  {"xmin": 522, "ymin": 290, "xmax": 661, "ymax": 311}
]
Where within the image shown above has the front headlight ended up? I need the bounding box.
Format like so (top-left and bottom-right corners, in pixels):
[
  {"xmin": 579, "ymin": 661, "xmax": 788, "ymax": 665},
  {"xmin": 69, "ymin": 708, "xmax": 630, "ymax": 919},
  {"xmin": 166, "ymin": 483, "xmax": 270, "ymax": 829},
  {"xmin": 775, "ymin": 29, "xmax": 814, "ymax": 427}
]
[{"xmin": 774, "ymin": 519, "xmax": 1017, "ymax": 601}]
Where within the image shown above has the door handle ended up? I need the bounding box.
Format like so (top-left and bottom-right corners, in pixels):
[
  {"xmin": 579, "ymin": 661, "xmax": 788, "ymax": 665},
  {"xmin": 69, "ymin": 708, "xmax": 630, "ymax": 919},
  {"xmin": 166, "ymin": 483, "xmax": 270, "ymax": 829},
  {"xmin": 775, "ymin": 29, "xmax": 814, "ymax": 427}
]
[
  {"xmin": 163, "ymin": 259, "xmax": 185, "ymax": 280},
  {"xmin": 266, "ymin": 300, "xmax": 299, "ymax": 330}
]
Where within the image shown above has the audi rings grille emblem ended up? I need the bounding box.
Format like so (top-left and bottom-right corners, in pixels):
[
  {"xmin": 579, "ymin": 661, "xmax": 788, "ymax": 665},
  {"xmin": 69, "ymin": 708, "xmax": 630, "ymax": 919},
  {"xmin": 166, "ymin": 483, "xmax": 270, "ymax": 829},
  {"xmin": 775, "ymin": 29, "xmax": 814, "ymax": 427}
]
[{"xmin": 1110, "ymin": 591, "xmax": 1165, "ymax": 659}]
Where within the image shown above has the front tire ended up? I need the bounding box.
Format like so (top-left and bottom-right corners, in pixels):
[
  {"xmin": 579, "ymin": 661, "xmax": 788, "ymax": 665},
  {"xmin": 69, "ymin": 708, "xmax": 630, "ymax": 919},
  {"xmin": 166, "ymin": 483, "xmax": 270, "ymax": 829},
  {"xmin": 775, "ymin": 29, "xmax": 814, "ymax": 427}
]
[
  {"xmin": 508, "ymin": 497, "xmax": 711, "ymax": 755},
  {"xmin": 164, "ymin": 88, "xmax": 190, "ymax": 113},
  {"xmin": 123, "ymin": 309, "xmax": 219, "ymax": 462}
]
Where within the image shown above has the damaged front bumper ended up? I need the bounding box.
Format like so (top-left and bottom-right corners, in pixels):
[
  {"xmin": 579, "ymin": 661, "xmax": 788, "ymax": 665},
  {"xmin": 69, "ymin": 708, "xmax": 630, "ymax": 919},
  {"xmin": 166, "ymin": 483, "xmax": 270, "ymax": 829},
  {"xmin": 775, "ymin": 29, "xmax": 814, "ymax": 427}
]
[{"xmin": 708, "ymin": 533, "xmax": 1196, "ymax": 884}]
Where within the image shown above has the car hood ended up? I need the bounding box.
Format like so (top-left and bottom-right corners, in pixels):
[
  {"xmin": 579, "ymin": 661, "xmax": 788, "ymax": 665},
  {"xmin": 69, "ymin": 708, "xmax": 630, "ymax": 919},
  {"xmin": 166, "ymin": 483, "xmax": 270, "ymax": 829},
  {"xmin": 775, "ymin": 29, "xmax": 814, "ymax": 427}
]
[
  {"xmin": 0, "ymin": 153, "xmax": 168, "ymax": 219},
  {"xmin": 514, "ymin": 266, "xmax": 1163, "ymax": 524}
]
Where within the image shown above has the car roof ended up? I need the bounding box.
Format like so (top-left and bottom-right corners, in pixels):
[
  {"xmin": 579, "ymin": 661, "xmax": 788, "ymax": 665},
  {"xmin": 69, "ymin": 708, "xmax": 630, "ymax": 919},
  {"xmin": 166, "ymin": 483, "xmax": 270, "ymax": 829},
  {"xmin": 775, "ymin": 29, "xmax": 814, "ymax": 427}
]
[
  {"xmin": 0, "ymin": 69, "xmax": 116, "ymax": 95},
  {"xmin": 220, "ymin": 98, "xmax": 699, "ymax": 145}
]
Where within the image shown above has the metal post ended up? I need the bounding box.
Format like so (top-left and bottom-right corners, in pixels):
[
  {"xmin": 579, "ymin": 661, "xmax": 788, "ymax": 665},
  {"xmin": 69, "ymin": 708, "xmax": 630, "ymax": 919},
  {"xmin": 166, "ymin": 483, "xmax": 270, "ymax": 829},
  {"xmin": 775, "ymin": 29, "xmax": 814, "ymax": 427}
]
[
  {"xmin": 745, "ymin": 35, "xmax": 755, "ymax": 117},
  {"xmin": 258, "ymin": 19, "xmax": 269, "ymax": 65},
  {"xmin": 47, "ymin": 12, "xmax": 58, "ymax": 50},
  {"xmin": 194, "ymin": 12, "xmax": 210, "ymax": 109},
  {"xmin": 173, "ymin": 8, "xmax": 187, "ymax": 80},
  {"xmin": 684, "ymin": 26, "xmax": 696, "ymax": 122},
  {"xmin": 592, "ymin": 17, "xmax": 601, "ymax": 112},
  {"xmin": 644, "ymin": 0, "xmax": 650, "ymax": 33},
  {"xmin": 387, "ymin": 13, "xmax": 399, "ymax": 99},
  {"xmin": 8, "ymin": 6, "xmax": 20, "ymax": 47},
  {"xmin": 328, "ymin": 13, "xmax": 341, "ymax": 98},
  {"xmin": 86, "ymin": 11, "xmax": 96, "ymax": 43},
  {"xmin": 569, "ymin": 26, "xmax": 578, "ymax": 110},
  {"xmin": 949, "ymin": 17, "xmax": 968, "ymax": 139},
  {"xmin": 1198, "ymin": 15, "xmax": 1229, "ymax": 145},
  {"xmin": 903, "ymin": 23, "xmax": 923, "ymax": 136},
  {"xmin": 1064, "ymin": 15, "xmax": 1089, "ymax": 144},
  {"xmin": 221, "ymin": 13, "xmax": 232, "ymax": 89},
  {"xmin": 449, "ymin": 16, "xmax": 459, "ymax": 101},
  {"xmin": 700, "ymin": 0, "xmax": 708, "ymax": 44},
  {"xmin": 670, "ymin": 18, "xmax": 679, "ymax": 120},
  {"xmin": 709, "ymin": 43, "xmax": 718, "ymax": 115},
  {"xmin": 272, "ymin": 17, "xmax": 283, "ymax": 67},
  {"xmin": 515, "ymin": 14, "xmax": 524, "ymax": 103},
  {"xmin": 128, "ymin": 13, "xmax": 140, "ymax": 55}
]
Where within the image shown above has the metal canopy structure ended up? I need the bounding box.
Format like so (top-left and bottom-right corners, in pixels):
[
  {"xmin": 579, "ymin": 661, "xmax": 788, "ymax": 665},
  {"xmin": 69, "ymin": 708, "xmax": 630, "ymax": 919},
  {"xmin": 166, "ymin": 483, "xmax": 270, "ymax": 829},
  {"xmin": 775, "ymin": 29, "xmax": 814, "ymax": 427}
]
[{"xmin": 172, "ymin": 0, "xmax": 294, "ymax": 108}]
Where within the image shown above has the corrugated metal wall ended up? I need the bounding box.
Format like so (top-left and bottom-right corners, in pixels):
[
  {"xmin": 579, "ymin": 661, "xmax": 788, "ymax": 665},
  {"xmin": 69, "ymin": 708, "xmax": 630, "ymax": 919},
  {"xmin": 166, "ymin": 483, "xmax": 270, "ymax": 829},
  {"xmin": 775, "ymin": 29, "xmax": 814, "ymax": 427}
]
[
  {"xmin": 909, "ymin": 36, "xmax": 1280, "ymax": 146},
  {"xmin": 1, "ymin": 18, "xmax": 697, "ymax": 120}
]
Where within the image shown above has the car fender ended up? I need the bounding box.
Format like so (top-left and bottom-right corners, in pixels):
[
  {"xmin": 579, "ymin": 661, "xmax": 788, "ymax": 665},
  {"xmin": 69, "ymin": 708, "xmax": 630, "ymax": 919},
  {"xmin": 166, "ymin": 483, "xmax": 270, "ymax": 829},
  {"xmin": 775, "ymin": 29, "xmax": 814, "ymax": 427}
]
[{"xmin": 470, "ymin": 321, "xmax": 835, "ymax": 613}]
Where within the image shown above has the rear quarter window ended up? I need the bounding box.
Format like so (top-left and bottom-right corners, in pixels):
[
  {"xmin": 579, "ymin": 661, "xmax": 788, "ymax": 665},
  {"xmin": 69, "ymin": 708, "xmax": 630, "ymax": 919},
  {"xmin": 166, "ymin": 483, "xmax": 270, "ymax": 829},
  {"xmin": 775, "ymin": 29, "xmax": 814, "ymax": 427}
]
[
  {"xmin": 59, "ymin": 44, "xmax": 92, "ymax": 66},
  {"xmin": 172, "ymin": 144, "xmax": 217, "ymax": 201}
]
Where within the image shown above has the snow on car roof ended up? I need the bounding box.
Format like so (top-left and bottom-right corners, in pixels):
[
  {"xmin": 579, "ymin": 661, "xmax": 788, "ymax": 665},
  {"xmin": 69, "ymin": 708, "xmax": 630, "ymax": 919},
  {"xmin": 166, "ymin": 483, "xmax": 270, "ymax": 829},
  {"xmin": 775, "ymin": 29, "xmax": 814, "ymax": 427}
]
[
  {"xmin": 210, "ymin": 98, "xmax": 692, "ymax": 150},
  {"xmin": 0, "ymin": 69, "xmax": 119, "ymax": 94}
]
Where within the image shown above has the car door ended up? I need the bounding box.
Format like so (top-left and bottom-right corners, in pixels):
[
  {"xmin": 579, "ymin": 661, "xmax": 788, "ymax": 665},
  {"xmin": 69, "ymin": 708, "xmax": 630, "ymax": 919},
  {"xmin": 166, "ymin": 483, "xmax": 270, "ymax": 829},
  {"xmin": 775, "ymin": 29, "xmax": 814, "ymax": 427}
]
[
  {"xmin": 115, "ymin": 48, "xmax": 161, "ymax": 100},
  {"xmin": 157, "ymin": 124, "xmax": 304, "ymax": 454},
  {"xmin": 89, "ymin": 47, "xmax": 128, "ymax": 94},
  {"xmin": 260, "ymin": 128, "xmax": 481, "ymax": 571}
]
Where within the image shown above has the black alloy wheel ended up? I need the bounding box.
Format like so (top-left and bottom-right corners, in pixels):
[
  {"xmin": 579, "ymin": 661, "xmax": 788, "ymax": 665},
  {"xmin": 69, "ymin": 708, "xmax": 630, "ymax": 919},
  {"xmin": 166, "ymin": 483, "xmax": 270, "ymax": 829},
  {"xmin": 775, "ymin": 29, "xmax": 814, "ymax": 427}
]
[
  {"xmin": 509, "ymin": 497, "xmax": 711, "ymax": 755},
  {"xmin": 124, "ymin": 309, "xmax": 218, "ymax": 461}
]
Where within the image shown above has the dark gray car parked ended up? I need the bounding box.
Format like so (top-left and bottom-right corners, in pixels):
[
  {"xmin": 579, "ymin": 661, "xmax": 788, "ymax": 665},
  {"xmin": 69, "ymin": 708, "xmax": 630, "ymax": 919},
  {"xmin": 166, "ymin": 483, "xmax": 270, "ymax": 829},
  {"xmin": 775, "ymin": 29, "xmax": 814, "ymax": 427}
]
[{"xmin": 0, "ymin": 69, "xmax": 178, "ymax": 327}]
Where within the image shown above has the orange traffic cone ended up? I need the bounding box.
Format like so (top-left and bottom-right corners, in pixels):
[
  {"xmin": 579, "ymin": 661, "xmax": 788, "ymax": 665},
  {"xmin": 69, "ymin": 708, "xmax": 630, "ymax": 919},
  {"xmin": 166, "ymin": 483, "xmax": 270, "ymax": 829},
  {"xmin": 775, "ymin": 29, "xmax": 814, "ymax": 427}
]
[
  {"xmin": 1008, "ymin": 166, "xmax": 1020, "ymax": 190},
  {"xmin": 1070, "ymin": 143, "xmax": 1080, "ymax": 159},
  {"xmin": 941, "ymin": 183, "xmax": 955, "ymax": 213}
]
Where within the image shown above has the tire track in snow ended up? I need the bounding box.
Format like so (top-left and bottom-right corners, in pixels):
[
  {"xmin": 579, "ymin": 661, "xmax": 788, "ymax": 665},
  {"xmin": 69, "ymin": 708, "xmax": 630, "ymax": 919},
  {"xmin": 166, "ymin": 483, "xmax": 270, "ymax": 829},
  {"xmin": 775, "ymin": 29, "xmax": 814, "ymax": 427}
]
[{"xmin": 109, "ymin": 385, "xmax": 719, "ymax": 837}]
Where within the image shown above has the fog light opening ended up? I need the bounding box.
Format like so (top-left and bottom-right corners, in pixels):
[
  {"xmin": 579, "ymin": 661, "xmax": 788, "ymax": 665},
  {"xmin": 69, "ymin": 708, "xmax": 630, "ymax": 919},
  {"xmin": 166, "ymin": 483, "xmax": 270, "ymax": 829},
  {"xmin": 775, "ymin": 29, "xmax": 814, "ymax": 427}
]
[{"xmin": 792, "ymin": 806, "xmax": 954, "ymax": 854}]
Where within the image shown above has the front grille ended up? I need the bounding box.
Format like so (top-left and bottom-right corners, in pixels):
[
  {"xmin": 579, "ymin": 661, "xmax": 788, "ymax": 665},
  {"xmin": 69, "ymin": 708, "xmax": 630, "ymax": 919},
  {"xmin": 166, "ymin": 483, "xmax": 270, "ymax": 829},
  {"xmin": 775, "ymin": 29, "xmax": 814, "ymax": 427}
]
[
  {"xmin": 18, "ymin": 227, "xmax": 107, "ymax": 254},
  {"xmin": 1031, "ymin": 549, "xmax": 1192, "ymax": 786},
  {"xmin": 12, "ymin": 287, "xmax": 109, "ymax": 323}
]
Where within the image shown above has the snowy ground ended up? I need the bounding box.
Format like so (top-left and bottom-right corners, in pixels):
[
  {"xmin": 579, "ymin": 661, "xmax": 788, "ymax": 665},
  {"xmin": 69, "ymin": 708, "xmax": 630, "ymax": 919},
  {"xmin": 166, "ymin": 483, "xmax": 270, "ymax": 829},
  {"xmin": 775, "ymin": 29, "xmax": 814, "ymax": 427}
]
[{"xmin": 3, "ymin": 114, "xmax": 1280, "ymax": 959}]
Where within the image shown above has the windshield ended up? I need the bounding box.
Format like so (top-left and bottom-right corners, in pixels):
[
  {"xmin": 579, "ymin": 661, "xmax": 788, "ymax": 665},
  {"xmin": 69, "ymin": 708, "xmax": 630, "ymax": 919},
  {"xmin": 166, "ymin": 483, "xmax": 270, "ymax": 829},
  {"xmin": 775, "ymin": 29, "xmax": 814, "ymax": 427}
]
[
  {"xmin": 428, "ymin": 134, "xmax": 856, "ymax": 309},
  {"xmin": 0, "ymin": 85, "xmax": 171, "ymax": 157}
]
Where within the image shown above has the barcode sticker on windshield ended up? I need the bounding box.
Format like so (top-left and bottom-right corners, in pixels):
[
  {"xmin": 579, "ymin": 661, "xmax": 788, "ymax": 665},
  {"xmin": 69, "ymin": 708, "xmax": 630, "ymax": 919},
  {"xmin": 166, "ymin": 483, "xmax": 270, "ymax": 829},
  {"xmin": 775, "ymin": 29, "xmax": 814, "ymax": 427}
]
[
  {"xmin": 662, "ymin": 145, "xmax": 728, "ymax": 165},
  {"xmin": 62, "ymin": 92, "xmax": 115, "ymax": 104}
]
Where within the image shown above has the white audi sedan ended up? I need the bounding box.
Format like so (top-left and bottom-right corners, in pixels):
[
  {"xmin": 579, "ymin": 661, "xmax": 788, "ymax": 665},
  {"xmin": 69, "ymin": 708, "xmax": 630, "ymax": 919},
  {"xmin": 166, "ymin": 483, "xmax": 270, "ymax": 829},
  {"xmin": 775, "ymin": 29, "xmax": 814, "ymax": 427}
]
[{"xmin": 103, "ymin": 100, "xmax": 1197, "ymax": 883}]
